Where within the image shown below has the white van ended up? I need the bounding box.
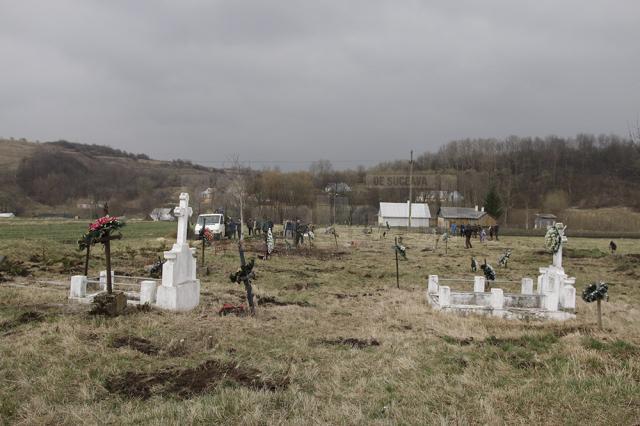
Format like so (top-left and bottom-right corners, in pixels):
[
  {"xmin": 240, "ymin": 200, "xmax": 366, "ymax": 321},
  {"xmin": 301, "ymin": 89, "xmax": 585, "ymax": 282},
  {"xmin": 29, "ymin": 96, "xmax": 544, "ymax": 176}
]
[{"xmin": 194, "ymin": 213, "xmax": 225, "ymax": 239}]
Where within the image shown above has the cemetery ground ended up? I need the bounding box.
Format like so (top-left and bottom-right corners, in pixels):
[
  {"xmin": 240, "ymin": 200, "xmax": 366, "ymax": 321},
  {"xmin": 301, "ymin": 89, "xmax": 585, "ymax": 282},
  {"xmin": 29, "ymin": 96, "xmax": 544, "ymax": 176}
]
[{"xmin": 1, "ymin": 221, "xmax": 639, "ymax": 424}]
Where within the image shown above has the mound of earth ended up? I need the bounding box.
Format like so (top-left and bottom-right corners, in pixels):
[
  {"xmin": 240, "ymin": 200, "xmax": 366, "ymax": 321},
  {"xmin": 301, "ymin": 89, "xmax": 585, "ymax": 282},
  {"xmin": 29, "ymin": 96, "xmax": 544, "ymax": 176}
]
[
  {"xmin": 105, "ymin": 360, "xmax": 288, "ymax": 399},
  {"xmin": 110, "ymin": 335, "xmax": 160, "ymax": 355},
  {"xmin": 0, "ymin": 311, "xmax": 44, "ymax": 332}
]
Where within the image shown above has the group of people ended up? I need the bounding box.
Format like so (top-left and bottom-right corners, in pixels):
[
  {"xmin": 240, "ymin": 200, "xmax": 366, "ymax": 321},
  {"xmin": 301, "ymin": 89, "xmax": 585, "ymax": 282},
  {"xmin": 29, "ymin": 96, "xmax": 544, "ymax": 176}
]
[
  {"xmin": 211, "ymin": 214, "xmax": 318, "ymax": 248},
  {"xmin": 224, "ymin": 216, "xmax": 275, "ymax": 240},
  {"xmin": 455, "ymin": 224, "xmax": 500, "ymax": 249},
  {"xmin": 284, "ymin": 219, "xmax": 314, "ymax": 246}
]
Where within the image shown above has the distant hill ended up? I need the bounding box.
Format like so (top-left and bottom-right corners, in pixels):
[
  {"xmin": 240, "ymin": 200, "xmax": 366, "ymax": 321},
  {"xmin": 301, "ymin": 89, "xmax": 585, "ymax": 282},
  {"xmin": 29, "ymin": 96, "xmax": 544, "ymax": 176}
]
[{"xmin": 0, "ymin": 139, "xmax": 225, "ymax": 217}]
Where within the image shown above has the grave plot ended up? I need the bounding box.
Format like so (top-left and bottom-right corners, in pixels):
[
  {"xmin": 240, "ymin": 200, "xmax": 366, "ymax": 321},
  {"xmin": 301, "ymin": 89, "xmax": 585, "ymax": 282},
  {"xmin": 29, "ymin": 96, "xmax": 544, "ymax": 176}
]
[
  {"xmin": 69, "ymin": 193, "xmax": 200, "ymax": 312},
  {"xmin": 427, "ymin": 223, "xmax": 576, "ymax": 321}
]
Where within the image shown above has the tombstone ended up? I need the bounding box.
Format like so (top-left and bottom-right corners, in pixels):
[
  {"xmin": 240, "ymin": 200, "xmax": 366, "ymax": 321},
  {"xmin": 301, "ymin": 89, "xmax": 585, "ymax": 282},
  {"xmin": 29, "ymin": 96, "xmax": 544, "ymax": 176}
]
[
  {"xmin": 490, "ymin": 288, "xmax": 504, "ymax": 310},
  {"xmin": 438, "ymin": 286, "xmax": 451, "ymax": 307},
  {"xmin": 560, "ymin": 284, "xmax": 576, "ymax": 310},
  {"xmin": 140, "ymin": 280, "xmax": 158, "ymax": 305},
  {"xmin": 427, "ymin": 275, "xmax": 439, "ymax": 294},
  {"xmin": 474, "ymin": 276, "xmax": 486, "ymax": 293},
  {"xmin": 538, "ymin": 223, "xmax": 575, "ymax": 312},
  {"xmin": 521, "ymin": 277, "xmax": 534, "ymax": 295},
  {"xmin": 155, "ymin": 193, "xmax": 201, "ymax": 311},
  {"xmin": 69, "ymin": 275, "xmax": 87, "ymax": 298}
]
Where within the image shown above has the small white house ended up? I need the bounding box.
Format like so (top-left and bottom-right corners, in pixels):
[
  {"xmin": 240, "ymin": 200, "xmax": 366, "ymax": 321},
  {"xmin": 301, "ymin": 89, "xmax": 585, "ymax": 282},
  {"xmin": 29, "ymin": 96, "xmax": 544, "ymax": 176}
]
[{"xmin": 378, "ymin": 202, "xmax": 431, "ymax": 228}]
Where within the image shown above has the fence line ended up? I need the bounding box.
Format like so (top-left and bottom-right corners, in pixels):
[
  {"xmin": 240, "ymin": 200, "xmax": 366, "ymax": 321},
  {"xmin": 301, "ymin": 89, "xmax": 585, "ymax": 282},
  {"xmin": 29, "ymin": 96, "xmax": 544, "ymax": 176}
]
[{"xmin": 113, "ymin": 275, "xmax": 160, "ymax": 281}]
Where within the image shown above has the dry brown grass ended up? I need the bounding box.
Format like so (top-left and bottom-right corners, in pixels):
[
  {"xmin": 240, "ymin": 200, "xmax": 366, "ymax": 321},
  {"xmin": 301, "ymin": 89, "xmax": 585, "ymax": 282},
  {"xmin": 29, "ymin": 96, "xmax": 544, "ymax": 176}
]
[
  {"xmin": 0, "ymin": 139, "xmax": 37, "ymax": 171},
  {"xmin": 563, "ymin": 207, "xmax": 640, "ymax": 232},
  {"xmin": 1, "ymin": 224, "xmax": 639, "ymax": 424}
]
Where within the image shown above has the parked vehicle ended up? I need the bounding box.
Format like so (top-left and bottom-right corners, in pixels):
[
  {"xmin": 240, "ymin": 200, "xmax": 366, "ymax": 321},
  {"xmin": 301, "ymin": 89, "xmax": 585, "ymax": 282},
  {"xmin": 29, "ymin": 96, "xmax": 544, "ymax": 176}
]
[{"xmin": 194, "ymin": 213, "xmax": 225, "ymax": 239}]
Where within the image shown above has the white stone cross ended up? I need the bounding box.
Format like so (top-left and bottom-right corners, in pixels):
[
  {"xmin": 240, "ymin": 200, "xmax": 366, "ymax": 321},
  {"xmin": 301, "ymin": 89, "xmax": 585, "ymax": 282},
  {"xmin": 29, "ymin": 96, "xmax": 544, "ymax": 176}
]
[
  {"xmin": 552, "ymin": 223, "xmax": 568, "ymax": 269},
  {"xmin": 174, "ymin": 193, "xmax": 193, "ymax": 245}
]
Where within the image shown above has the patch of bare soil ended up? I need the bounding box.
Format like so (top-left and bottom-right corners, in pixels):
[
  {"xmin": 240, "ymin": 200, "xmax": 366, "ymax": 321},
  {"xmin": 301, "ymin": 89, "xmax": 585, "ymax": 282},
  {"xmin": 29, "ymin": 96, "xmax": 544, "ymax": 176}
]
[
  {"xmin": 257, "ymin": 295, "xmax": 312, "ymax": 307},
  {"xmin": 0, "ymin": 258, "xmax": 31, "ymax": 279},
  {"xmin": 110, "ymin": 335, "xmax": 160, "ymax": 355},
  {"xmin": 0, "ymin": 311, "xmax": 44, "ymax": 332},
  {"xmin": 320, "ymin": 337, "xmax": 381, "ymax": 349},
  {"xmin": 104, "ymin": 360, "xmax": 289, "ymax": 399},
  {"xmin": 333, "ymin": 291, "xmax": 381, "ymax": 299}
]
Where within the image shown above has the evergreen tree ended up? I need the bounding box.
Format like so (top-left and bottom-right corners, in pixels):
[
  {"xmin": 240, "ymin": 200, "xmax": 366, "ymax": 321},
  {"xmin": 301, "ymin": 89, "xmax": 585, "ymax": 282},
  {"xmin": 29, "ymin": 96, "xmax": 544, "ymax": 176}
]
[{"xmin": 484, "ymin": 185, "xmax": 503, "ymax": 219}]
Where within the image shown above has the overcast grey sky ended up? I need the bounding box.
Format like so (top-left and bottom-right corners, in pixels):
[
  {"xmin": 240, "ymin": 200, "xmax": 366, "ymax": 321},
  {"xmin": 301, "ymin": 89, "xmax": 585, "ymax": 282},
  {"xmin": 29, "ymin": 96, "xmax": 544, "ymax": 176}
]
[{"xmin": 1, "ymin": 1, "xmax": 639, "ymax": 169}]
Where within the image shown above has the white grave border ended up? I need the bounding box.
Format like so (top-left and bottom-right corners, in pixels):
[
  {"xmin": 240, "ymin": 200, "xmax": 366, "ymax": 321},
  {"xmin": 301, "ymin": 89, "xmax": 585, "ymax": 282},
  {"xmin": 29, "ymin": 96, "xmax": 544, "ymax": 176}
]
[{"xmin": 426, "ymin": 223, "xmax": 576, "ymax": 321}]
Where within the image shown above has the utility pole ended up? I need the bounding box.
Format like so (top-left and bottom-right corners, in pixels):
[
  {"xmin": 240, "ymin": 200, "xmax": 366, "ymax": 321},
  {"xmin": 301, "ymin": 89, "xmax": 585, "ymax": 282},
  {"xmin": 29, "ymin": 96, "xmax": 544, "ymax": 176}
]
[{"xmin": 408, "ymin": 150, "xmax": 413, "ymax": 230}]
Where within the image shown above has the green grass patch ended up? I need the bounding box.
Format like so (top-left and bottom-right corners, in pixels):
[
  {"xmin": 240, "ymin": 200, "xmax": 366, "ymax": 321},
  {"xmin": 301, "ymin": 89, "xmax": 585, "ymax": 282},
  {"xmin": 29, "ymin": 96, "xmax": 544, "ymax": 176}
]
[
  {"xmin": 564, "ymin": 248, "xmax": 608, "ymax": 258},
  {"xmin": 0, "ymin": 221, "xmax": 176, "ymax": 242},
  {"xmin": 582, "ymin": 337, "xmax": 639, "ymax": 360}
]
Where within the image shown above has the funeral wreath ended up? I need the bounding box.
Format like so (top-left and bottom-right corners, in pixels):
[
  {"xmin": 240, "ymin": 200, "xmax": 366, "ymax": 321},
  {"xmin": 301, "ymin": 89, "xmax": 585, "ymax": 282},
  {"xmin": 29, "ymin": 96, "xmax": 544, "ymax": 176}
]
[
  {"xmin": 544, "ymin": 224, "xmax": 563, "ymax": 254},
  {"xmin": 582, "ymin": 282, "xmax": 609, "ymax": 303}
]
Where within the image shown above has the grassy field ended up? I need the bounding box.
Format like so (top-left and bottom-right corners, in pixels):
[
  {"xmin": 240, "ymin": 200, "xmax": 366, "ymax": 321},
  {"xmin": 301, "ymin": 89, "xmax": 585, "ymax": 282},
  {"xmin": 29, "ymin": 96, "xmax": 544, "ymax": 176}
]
[
  {"xmin": 0, "ymin": 219, "xmax": 177, "ymax": 242},
  {"xmin": 0, "ymin": 221, "xmax": 639, "ymax": 425}
]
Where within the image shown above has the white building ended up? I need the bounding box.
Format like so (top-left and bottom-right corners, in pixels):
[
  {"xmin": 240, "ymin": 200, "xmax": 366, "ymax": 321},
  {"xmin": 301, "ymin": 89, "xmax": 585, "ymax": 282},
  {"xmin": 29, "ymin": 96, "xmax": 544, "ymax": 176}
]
[{"xmin": 378, "ymin": 202, "xmax": 431, "ymax": 228}]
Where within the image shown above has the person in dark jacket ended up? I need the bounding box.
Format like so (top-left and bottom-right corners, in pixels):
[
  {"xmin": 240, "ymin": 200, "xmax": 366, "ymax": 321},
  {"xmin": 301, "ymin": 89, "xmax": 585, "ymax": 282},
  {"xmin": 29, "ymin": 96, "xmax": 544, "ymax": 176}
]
[
  {"xmin": 228, "ymin": 218, "xmax": 237, "ymax": 240},
  {"xmin": 464, "ymin": 227, "xmax": 473, "ymax": 249},
  {"xmin": 262, "ymin": 217, "xmax": 271, "ymax": 234},
  {"xmin": 285, "ymin": 220, "xmax": 294, "ymax": 238},
  {"xmin": 294, "ymin": 220, "xmax": 302, "ymax": 246}
]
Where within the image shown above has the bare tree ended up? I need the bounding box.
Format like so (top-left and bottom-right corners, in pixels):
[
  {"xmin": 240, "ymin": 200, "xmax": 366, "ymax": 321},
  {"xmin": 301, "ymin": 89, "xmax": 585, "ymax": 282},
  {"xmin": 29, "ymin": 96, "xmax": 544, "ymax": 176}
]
[
  {"xmin": 629, "ymin": 116, "xmax": 640, "ymax": 143},
  {"xmin": 226, "ymin": 155, "xmax": 250, "ymax": 241}
]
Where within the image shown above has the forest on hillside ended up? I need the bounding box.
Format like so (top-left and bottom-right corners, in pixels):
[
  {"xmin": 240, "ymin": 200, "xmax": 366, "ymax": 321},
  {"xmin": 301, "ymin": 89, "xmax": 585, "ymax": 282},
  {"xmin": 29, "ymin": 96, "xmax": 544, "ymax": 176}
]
[{"xmin": 374, "ymin": 134, "xmax": 640, "ymax": 214}]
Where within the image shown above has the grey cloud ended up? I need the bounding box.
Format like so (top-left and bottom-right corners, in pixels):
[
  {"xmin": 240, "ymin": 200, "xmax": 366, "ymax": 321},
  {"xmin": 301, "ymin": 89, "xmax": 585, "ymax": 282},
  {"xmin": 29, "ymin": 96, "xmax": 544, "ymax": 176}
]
[{"xmin": 1, "ymin": 0, "xmax": 638, "ymax": 169}]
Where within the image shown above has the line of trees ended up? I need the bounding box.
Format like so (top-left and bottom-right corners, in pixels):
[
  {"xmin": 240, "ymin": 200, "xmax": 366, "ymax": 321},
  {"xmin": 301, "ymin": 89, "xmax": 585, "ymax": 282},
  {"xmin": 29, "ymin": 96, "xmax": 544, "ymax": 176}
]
[{"xmin": 416, "ymin": 134, "xmax": 640, "ymax": 216}]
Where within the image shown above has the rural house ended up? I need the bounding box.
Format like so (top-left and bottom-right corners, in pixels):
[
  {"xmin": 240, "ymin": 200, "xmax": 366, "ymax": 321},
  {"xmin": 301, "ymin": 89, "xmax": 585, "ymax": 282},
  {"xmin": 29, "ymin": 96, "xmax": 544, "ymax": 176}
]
[
  {"xmin": 534, "ymin": 213, "xmax": 557, "ymax": 229},
  {"xmin": 378, "ymin": 202, "xmax": 431, "ymax": 228},
  {"xmin": 436, "ymin": 206, "xmax": 496, "ymax": 229}
]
